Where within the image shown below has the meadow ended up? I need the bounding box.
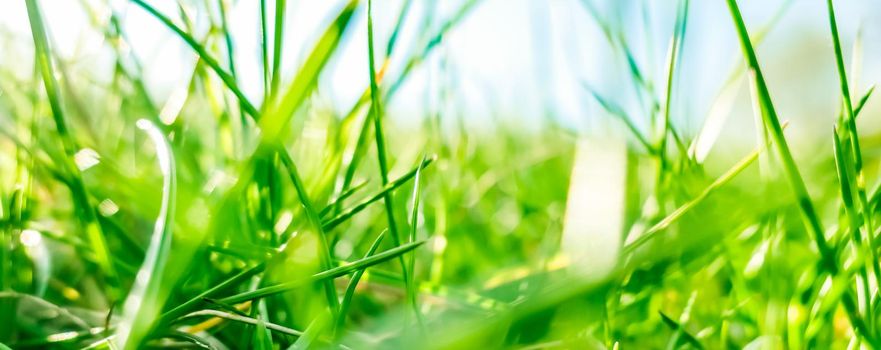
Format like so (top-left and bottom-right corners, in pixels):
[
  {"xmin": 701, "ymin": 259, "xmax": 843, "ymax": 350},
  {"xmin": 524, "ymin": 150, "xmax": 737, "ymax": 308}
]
[{"xmin": 2, "ymin": 0, "xmax": 881, "ymax": 348}]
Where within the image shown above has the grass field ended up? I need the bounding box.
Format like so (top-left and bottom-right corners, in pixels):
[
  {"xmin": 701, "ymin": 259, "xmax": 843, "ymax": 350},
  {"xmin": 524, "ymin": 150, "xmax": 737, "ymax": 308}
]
[{"xmin": 3, "ymin": 0, "xmax": 881, "ymax": 348}]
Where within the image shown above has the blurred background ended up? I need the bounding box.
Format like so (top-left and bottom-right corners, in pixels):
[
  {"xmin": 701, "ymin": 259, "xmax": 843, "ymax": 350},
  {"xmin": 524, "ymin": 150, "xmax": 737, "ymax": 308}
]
[{"xmin": 3, "ymin": 0, "xmax": 881, "ymax": 139}]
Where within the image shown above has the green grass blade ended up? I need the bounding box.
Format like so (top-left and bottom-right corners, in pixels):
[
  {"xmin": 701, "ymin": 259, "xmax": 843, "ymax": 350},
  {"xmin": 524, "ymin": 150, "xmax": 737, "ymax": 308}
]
[
  {"xmin": 253, "ymin": 316, "xmax": 274, "ymax": 350},
  {"xmin": 334, "ymin": 231, "xmax": 385, "ymax": 336},
  {"xmin": 260, "ymin": 0, "xmax": 270, "ymax": 100},
  {"xmin": 130, "ymin": 0, "xmax": 259, "ymax": 119},
  {"xmin": 582, "ymin": 83, "xmax": 653, "ymax": 152},
  {"xmin": 322, "ymin": 157, "xmax": 434, "ymax": 232},
  {"xmin": 825, "ymin": 0, "xmax": 862, "ymax": 170},
  {"xmin": 180, "ymin": 309, "xmax": 304, "ymax": 337},
  {"xmin": 115, "ymin": 119, "xmax": 177, "ymax": 349},
  {"xmin": 405, "ymin": 154, "xmax": 426, "ymax": 327},
  {"xmin": 219, "ymin": 240, "xmax": 425, "ymax": 304},
  {"xmin": 158, "ymin": 263, "xmax": 267, "ymax": 326},
  {"xmin": 277, "ymin": 148, "xmax": 340, "ymax": 314},
  {"xmin": 319, "ymin": 180, "xmax": 368, "ymax": 218},
  {"xmin": 854, "ymin": 85, "xmax": 875, "ymax": 118},
  {"xmin": 725, "ymin": 0, "xmax": 874, "ymax": 344},
  {"xmin": 659, "ymin": 311, "xmax": 703, "ymax": 349},
  {"xmin": 270, "ymin": 0, "xmax": 288, "ymax": 99},
  {"xmin": 658, "ymin": 0, "xmax": 690, "ymax": 158},
  {"xmin": 727, "ymin": 0, "xmax": 828, "ymax": 270},
  {"xmin": 366, "ymin": 0, "xmax": 413, "ymax": 312},
  {"xmin": 25, "ymin": 0, "xmax": 117, "ymax": 292},
  {"xmin": 624, "ymin": 140, "xmax": 763, "ymax": 254},
  {"xmin": 287, "ymin": 311, "xmax": 330, "ymax": 350},
  {"xmin": 259, "ymin": 0, "xmax": 358, "ymax": 143}
]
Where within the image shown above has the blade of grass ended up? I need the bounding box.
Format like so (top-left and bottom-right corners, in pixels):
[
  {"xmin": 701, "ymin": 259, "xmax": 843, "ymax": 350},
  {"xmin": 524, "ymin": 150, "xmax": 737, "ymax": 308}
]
[
  {"xmin": 367, "ymin": 0, "xmax": 414, "ymax": 316},
  {"xmin": 181, "ymin": 309, "xmax": 303, "ymax": 337},
  {"xmin": 406, "ymin": 154, "xmax": 426, "ymax": 327},
  {"xmin": 219, "ymin": 240, "xmax": 425, "ymax": 304},
  {"xmin": 825, "ymin": 0, "xmax": 861, "ymax": 171},
  {"xmin": 582, "ymin": 82, "xmax": 653, "ymax": 152},
  {"xmin": 659, "ymin": 311, "xmax": 703, "ymax": 349},
  {"xmin": 260, "ymin": 0, "xmax": 270, "ymax": 101},
  {"xmin": 319, "ymin": 180, "xmax": 368, "ymax": 218},
  {"xmin": 216, "ymin": 0, "xmax": 240, "ymax": 109},
  {"xmin": 253, "ymin": 316, "xmax": 274, "ymax": 350},
  {"xmin": 334, "ymin": 0, "xmax": 416, "ymax": 214},
  {"xmin": 725, "ymin": 0, "xmax": 875, "ymax": 344},
  {"xmin": 334, "ymin": 231, "xmax": 385, "ymax": 336},
  {"xmin": 115, "ymin": 119, "xmax": 177, "ymax": 349},
  {"xmin": 833, "ymin": 126, "xmax": 877, "ymax": 320},
  {"xmin": 323, "ymin": 157, "xmax": 435, "ymax": 232},
  {"xmin": 658, "ymin": 0, "xmax": 690, "ymax": 159},
  {"xmin": 259, "ymin": 0, "xmax": 358, "ymax": 143},
  {"xmin": 277, "ymin": 147, "xmax": 340, "ymax": 315},
  {"xmin": 335, "ymin": 0, "xmax": 479, "ymax": 209},
  {"xmin": 270, "ymin": 0, "xmax": 288, "ymax": 100},
  {"xmin": 623, "ymin": 136, "xmax": 766, "ymax": 254},
  {"xmin": 25, "ymin": 0, "xmax": 117, "ymax": 294},
  {"xmin": 825, "ymin": 2, "xmax": 878, "ymax": 263},
  {"xmin": 825, "ymin": 2, "xmax": 881, "ymax": 316},
  {"xmin": 854, "ymin": 85, "xmax": 874, "ymax": 118},
  {"xmin": 157, "ymin": 263, "xmax": 267, "ymax": 327},
  {"xmin": 130, "ymin": 0, "xmax": 259, "ymax": 119}
]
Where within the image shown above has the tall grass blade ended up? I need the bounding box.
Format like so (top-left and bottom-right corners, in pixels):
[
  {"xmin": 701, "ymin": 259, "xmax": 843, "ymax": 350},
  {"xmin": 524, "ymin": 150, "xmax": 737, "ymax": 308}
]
[
  {"xmin": 115, "ymin": 119, "xmax": 177, "ymax": 349},
  {"xmin": 130, "ymin": 0, "xmax": 259, "ymax": 119},
  {"xmin": 259, "ymin": 0, "xmax": 358, "ymax": 143},
  {"xmin": 725, "ymin": 0, "xmax": 875, "ymax": 344},
  {"xmin": 25, "ymin": 0, "xmax": 117, "ymax": 292}
]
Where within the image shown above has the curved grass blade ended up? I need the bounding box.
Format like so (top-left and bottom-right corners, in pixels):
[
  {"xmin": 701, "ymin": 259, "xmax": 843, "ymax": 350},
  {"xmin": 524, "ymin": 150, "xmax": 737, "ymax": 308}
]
[{"xmin": 115, "ymin": 119, "xmax": 177, "ymax": 349}]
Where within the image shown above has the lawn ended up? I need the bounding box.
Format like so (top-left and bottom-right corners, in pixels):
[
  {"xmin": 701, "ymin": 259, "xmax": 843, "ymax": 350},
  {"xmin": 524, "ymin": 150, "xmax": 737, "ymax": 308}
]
[{"xmin": 1, "ymin": 0, "xmax": 881, "ymax": 348}]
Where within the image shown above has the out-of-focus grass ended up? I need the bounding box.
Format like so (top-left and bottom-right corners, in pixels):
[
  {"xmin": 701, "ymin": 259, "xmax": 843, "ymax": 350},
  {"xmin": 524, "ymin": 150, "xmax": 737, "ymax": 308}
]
[{"xmin": 3, "ymin": 0, "xmax": 881, "ymax": 349}]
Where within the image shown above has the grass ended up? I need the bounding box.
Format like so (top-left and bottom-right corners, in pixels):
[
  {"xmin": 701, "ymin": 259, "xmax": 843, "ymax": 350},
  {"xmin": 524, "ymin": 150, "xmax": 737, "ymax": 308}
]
[{"xmin": 4, "ymin": 0, "xmax": 881, "ymax": 348}]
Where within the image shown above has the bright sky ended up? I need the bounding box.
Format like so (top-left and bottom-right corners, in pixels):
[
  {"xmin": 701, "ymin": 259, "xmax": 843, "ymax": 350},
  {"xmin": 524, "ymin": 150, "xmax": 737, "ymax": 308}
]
[{"xmin": 3, "ymin": 0, "xmax": 881, "ymax": 140}]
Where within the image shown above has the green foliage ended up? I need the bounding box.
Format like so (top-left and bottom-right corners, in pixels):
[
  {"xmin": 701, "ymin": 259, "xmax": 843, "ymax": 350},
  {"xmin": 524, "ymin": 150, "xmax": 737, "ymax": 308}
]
[{"xmin": 4, "ymin": 0, "xmax": 881, "ymax": 349}]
